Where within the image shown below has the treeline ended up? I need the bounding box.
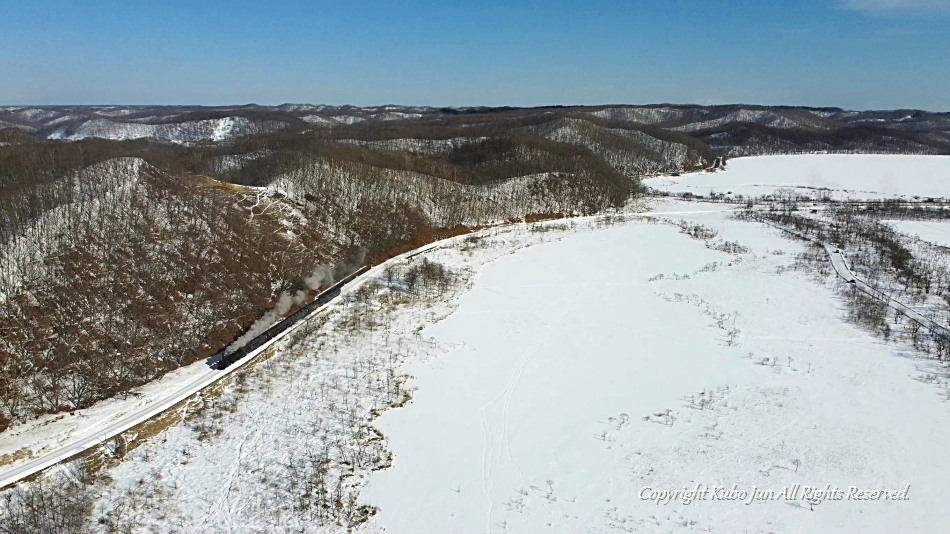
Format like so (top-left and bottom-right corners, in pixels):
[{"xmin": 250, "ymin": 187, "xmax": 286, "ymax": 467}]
[
  {"xmin": 693, "ymin": 122, "xmax": 950, "ymax": 157},
  {"xmin": 750, "ymin": 209, "xmax": 933, "ymax": 294},
  {"xmin": 844, "ymin": 202, "xmax": 950, "ymax": 221}
]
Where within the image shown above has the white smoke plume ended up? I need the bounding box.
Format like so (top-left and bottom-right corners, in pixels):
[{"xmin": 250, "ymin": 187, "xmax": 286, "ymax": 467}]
[
  {"xmin": 224, "ymin": 289, "xmax": 304, "ymax": 353},
  {"xmin": 224, "ymin": 252, "xmax": 363, "ymax": 353},
  {"xmin": 305, "ymin": 265, "xmax": 333, "ymax": 289}
]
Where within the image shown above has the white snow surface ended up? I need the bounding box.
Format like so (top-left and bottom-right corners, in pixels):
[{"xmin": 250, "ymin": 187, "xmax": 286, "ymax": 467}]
[
  {"xmin": 647, "ymin": 154, "xmax": 950, "ymax": 200},
  {"xmin": 301, "ymin": 114, "xmax": 336, "ymax": 125},
  {"xmin": 359, "ymin": 203, "xmax": 950, "ymax": 533},
  {"xmin": 885, "ymin": 219, "xmax": 950, "ymax": 248}
]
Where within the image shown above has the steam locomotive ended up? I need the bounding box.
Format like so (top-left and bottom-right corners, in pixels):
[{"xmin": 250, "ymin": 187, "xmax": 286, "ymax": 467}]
[{"xmin": 209, "ymin": 265, "xmax": 371, "ymax": 370}]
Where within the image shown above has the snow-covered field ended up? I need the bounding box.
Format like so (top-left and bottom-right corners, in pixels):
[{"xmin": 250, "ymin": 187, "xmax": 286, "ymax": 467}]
[
  {"xmin": 356, "ymin": 204, "xmax": 950, "ymax": 533},
  {"xmin": 885, "ymin": 219, "xmax": 950, "ymax": 248},
  {"xmin": 647, "ymin": 154, "xmax": 950, "ymax": 200}
]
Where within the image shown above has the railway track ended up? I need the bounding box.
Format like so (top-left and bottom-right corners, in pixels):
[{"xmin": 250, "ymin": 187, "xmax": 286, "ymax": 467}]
[{"xmin": 0, "ymin": 267, "xmax": 373, "ymax": 490}]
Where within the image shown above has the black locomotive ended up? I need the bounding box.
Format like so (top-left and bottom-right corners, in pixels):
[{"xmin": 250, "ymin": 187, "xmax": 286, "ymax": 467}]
[{"xmin": 209, "ymin": 265, "xmax": 371, "ymax": 370}]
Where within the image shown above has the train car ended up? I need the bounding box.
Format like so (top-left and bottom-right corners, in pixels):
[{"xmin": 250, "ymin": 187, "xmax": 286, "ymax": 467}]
[{"xmin": 210, "ymin": 265, "xmax": 371, "ymax": 370}]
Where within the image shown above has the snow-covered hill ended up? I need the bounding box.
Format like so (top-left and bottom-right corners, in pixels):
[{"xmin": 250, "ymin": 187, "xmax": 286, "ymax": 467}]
[
  {"xmin": 525, "ymin": 117, "xmax": 702, "ymax": 174},
  {"xmin": 0, "ymin": 156, "xmax": 331, "ymax": 425},
  {"xmin": 47, "ymin": 116, "xmax": 287, "ymax": 143}
]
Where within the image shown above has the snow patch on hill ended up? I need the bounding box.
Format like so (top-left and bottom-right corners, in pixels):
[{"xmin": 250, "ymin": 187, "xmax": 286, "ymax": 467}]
[
  {"xmin": 337, "ymin": 137, "xmax": 487, "ymax": 156},
  {"xmin": 0, "ymin": 157, "xmax": 145, "ymax": 299},
  {"xmin": 545, "ymin": 118, "xmax": 692, "ymax": 172},
  {"xmin": 590, "ymin": 106, "xmax": 687, "ymax": 124},
  {"xmin": 301, "ymin": 114, "xmax": 335, "ymax": 125},
  {"xmin": 673, "ymin": 109, "xmax": 804, "ymax": 132},
  {"xmin": 48, "ymin": 116, "xmax": 287, "ymax": 143}
]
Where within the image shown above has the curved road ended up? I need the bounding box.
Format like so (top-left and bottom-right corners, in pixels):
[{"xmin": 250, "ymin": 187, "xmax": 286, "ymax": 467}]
[{"xmin": 762, "ymin": 218, "xmax": 950, "ymax": 339}]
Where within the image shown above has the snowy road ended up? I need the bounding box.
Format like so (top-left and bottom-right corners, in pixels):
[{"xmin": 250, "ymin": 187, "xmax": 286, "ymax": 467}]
[{"xmin": 762, "ymin": 217, "xmax": 950, "ymax": 339}]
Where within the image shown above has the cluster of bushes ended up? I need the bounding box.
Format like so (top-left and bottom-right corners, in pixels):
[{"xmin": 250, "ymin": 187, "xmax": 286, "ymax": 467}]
[
  {"xmin": 675, "ymin": 220, "xmax": 719, "ymax": 240},
  {"xmin": 404, "ymin": 259, "xmax": 456, "ymax": 297},
  {"xmin": 0, "ymin": 464, "xmax": 98, "ymax": 534}
]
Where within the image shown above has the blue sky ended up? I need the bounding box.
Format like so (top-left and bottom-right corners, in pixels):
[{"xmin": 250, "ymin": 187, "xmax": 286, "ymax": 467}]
[{"xmin": 0, "ymin": 0, "xmax": 947, "ymax": 110}]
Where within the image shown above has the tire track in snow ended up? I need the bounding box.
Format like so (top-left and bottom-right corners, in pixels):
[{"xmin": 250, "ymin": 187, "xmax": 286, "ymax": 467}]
[{"xmin": 477, "ymin": 303, "xmax": 573, "ymax": 531}]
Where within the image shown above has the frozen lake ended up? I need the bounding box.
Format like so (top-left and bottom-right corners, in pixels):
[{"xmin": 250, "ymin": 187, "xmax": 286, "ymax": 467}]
[
  {"xmin": 361, "ymin": 202, "xmax": 950, "ymax": 533},
  {"xmin": 364, "ymin": 221, "xmax": 758, "ymax": 532},
  {"xmin": 647, "ymin": 154, "xmax": 950, "ymax": 200},
  {"xmin": 886, "ymin": 219, "xmax": 950, "ymax": 248}
]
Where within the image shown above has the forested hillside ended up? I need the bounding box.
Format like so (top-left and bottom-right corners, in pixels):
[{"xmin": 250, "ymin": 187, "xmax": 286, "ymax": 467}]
[{"xmin": 1, "ymin": 103, "xmax": 947, "ymax": 428}]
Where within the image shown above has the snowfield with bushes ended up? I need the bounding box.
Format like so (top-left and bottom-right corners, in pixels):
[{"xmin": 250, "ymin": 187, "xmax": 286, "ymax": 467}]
[{"xmin": 358, "ymin": 202, "xmax": 950, "ymax": 533}]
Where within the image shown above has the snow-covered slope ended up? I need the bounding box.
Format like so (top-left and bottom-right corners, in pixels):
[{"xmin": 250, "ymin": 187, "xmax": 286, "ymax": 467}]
[
  {"xmin": 672, "ymin": 109, "xmax": 810, "ymax": 132},
  {"xmin": 336, "ymin": 136, "xmax": 488, "ymax": 156},
  {"xmin": 48, "ymin": 116, "xmax": 287, "ymax": 143},
  {"xmin": 0, "ymin": 157, "xmax": 330, "ymax": 425},
  {"xmin": 589, "ymin": 106, "xmax": 688, "ymax": 124},
  {"xmin": 526, "ymin": 117, "xmax": 702, "ymax": 174}
]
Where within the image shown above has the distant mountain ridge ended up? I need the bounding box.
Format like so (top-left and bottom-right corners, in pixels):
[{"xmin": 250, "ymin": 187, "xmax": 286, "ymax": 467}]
[{"xmin": 1, "ymin": 104, "xmax": 948, "ymax": 155}]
